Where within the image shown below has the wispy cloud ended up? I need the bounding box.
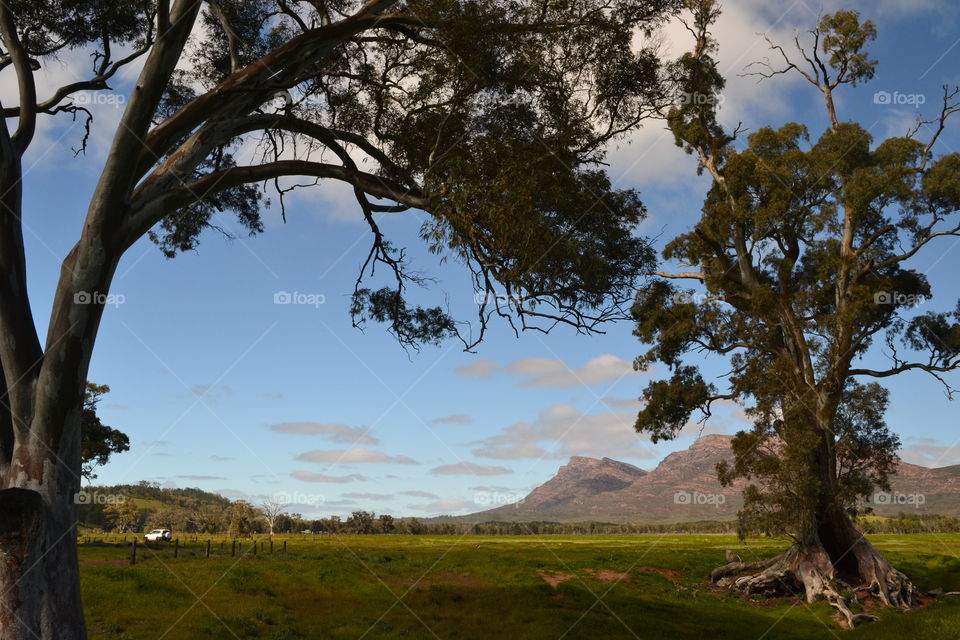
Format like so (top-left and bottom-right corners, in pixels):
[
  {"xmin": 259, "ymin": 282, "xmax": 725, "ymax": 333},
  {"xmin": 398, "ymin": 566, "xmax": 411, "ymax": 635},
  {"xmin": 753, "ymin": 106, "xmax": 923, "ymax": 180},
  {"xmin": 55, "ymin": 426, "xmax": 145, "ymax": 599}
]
[
  {"xmin": 290, "ymin": 471, "xmax": 368, "ymax": 483},
  {"xmin": 270, "ymin": 422, "xmax": 379, "ymax": 445},
  {"xmin": 431, "ymin": 462, "xmax": 511, "ymax": 476},
  {"xmin": 471, "ymin": 404, "xmax": 657, "ymax": 460},
  {"xmin": 295, "ymin": 447, "xmax": 419, "ymax": 465},
  {"xmin": 429, "ymin": 413, "xmax": 474, "ymax": 426},
  {"xmin": 409, "ymin": 498, "xmax": 475, "ymax": 514},
  {"xmin": 508, "ymin": 355, "xmax": 639, "ymax": 387},
  {"xmin": 399, "ymin": 490, "xmax": 439, "ymax": 499},
  {"xmin": 453, "ymin": 358, "xmax": 498, "ymax": 379}
]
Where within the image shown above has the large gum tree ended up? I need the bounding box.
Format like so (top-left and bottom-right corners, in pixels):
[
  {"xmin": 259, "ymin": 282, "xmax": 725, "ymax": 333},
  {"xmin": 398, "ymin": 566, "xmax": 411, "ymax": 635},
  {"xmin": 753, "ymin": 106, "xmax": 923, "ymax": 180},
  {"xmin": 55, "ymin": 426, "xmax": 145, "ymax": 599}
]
[
  {"xmin": 0, "ymin": 0, "xmax": 679, "ymax": 637},
  {"xmin": 632, "ymin": 1, "xmax": 960, "ymax": 627}
]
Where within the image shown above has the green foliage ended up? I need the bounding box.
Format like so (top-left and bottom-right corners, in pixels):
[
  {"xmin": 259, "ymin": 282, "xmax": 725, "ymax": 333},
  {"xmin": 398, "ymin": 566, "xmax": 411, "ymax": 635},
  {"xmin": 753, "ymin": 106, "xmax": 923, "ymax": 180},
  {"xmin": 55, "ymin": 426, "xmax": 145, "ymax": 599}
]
[
  {"xmin": 137, "ymin": 0, "xmax": 676, "ymax": 348},
  {"xmin": 81, "ymin": 382, "xmax": 130, "ymax": 481},
  {"xmin": 632, "ymin": 4, "xmax": 960, "ymax": 542}
]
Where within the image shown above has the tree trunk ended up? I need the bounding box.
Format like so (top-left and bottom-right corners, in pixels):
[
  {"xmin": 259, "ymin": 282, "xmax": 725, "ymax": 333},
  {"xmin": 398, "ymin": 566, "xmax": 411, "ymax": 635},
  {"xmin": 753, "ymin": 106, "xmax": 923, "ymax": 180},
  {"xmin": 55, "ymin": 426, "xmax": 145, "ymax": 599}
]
[
  {"xmin": 1, "ymin": 439, "xmax": 87, "ymax": 639},
  {"xmin": 711, "ymin": 427, "xmax": 917, "ymax": 627}
]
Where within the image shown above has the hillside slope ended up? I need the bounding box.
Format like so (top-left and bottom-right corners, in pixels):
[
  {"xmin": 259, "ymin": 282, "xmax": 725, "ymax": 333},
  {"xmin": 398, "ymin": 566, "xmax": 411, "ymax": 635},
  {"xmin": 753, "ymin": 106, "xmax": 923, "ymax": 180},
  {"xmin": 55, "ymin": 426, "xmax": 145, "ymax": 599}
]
[{"xmin": 462, "ymin": 435, "xmax": 960, "ymax": 523}]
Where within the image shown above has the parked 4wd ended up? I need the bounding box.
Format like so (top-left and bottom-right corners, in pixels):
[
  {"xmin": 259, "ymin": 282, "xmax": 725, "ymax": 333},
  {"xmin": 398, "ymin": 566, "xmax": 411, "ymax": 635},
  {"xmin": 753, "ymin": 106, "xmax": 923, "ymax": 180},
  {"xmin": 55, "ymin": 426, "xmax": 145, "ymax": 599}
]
[{"xmin": 144, "ymin": 529, "xmax": 172, "ymax": 542}]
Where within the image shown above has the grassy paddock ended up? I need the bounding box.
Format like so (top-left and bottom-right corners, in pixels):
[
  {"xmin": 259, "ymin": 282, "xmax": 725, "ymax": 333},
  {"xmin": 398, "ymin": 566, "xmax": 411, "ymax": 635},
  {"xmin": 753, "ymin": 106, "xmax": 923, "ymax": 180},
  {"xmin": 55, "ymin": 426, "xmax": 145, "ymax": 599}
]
[{"xmin": 79, "ymin": 533, "xmax": 960, "ymax": 639}]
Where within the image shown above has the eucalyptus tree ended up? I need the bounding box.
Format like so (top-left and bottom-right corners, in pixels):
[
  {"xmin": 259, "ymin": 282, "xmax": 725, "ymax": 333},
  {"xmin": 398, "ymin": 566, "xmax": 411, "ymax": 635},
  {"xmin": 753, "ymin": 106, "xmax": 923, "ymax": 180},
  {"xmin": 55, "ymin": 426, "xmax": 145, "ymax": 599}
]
[
  {"xmin": 632, "ymin": 1, "xmax": 960, "ymax": 626},
  {"xmin": 0, "ymin": 0, "xmax": 678, "ymax": 637},
  {"xmin": 80, "ymin": 383, "xmax": 130, "ymax": 481}
]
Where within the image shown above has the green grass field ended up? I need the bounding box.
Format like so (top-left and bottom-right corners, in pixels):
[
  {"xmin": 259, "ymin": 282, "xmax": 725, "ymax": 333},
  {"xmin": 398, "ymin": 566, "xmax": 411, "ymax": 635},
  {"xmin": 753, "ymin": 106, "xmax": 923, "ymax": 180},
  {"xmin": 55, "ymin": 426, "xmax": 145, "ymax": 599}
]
[{"xmin": 79, "ymin": 533, "xmax": 960, "ymax": 639}]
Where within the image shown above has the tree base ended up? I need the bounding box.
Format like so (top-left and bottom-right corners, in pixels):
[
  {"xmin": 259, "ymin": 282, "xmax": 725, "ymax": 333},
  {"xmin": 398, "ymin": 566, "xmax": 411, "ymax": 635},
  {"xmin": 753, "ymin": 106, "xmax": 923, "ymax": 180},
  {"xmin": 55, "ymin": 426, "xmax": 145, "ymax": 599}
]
[{"xmin": 710, "ymin": 538, "xmax": 916, "ymax": 628}]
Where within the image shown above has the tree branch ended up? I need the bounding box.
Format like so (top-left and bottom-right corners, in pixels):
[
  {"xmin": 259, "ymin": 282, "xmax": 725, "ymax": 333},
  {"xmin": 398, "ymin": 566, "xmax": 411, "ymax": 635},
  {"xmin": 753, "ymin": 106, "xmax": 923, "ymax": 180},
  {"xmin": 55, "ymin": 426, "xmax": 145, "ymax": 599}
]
[{"xmin": 0, "ymin": 4, "xmax": 38, "ymax": 152}]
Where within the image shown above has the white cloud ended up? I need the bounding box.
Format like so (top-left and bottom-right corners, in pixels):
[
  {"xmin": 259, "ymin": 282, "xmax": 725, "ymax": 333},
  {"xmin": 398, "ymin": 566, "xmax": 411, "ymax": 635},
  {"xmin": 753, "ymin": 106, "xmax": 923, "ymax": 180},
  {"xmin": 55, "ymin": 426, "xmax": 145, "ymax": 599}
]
[
  {"xmin": 430, "ymin": 462, "xmax": 512, "ymax": 476},
  {"xmin": 453, "ymin": 358, "xmax": 498, "ymax": 379},
  {"xmin": 295, "ymin": 447, "xmax": 419, "ymax": 465},
  {"xmin": 601, "ymin": 397, "xmax": 644, "ymax": 409},
  {"xmin": 270, "ymin": 422, "xmax": 379, "ymax": 444},
  {"xmin": 409, "ymin": 498, "xmax": 475, "ymax": 514},
  {"xmin": 899, "ymin": 437, "xmax": 960, "ymax": 468},
  {"xmin": 290, "ymin": 471, "xmax": 368, "ymax": 483},
  {"xmin": 399, "ymin": 490, "xmax": 439, "ymax": 499},
  {"xmin": 468, "ymin": 485, "xmax": 512, "ymax": 492},
  {"xmin": 471, "ymin": 404, "xmax": 658, "ymax": 461},
  {"xmin": 430, "ymin": 413, "xmax": 474, "ymax": 426},
  {"xmin": 508, "ymin": 354, "xmax": 639, "ymax": 388},
  {"xmin": 453, "ymin": 355, "xmax": 643, "ymax": 388}
]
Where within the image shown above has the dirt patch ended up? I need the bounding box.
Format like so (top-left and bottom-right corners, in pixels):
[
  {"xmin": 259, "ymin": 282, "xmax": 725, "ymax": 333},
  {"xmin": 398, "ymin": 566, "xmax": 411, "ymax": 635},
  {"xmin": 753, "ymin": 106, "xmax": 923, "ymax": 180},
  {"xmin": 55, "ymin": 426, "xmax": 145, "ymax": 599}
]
[
  {"xmin": 407, "ymin": 572, "xmax": 488, "ymax": 589},
  {"xmin": 585, "ymin": 569, "xmax": 630, "ymax": 583},
  {"xmin": 79, "ymin": 559, "xmax": 129, "ymax": 567},
  {"xmin": 634, "ymin": 566, "xmax": 685, "ymax": 581},
  {"xmin": 538, "ymin": 570, "xmax": 576, "ymax": 588}
]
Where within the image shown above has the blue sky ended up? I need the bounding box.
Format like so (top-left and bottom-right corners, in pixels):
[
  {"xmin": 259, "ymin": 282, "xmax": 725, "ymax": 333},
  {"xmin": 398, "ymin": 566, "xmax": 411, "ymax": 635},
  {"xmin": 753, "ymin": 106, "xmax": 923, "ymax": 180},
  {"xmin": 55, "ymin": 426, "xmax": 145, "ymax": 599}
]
[{"xmin": 11, "ymin": 0, "xmax": 960, "ymax": 518}]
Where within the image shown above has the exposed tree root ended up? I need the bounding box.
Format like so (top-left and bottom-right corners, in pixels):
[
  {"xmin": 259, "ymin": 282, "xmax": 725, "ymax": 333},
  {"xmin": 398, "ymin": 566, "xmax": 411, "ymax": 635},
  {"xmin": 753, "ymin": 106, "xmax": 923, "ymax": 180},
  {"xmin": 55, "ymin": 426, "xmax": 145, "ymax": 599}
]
[{"xmin": 710, "ymin": 538, "xmax": 916, "ymax": 628}]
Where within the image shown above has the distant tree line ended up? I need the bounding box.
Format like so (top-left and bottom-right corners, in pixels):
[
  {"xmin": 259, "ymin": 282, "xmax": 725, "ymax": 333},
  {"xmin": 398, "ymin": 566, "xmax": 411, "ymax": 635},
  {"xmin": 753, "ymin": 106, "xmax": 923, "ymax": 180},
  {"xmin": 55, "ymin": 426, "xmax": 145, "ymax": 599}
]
[
  {"xmin": 79, "ymin": 483, "xmax": 960, "ymax": 537},
  {"xmin": 855, "ymin": 513, "xmax": 960, "ymax": 535}
]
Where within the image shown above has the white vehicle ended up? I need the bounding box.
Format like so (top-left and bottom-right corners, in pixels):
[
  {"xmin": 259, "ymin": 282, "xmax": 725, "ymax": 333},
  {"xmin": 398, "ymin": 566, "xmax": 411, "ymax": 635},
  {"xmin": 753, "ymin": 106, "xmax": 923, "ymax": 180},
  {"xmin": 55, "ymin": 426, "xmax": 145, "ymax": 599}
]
[{"xmin": 144, "ymin": 529, "xmax": 172, "ymax": 542}]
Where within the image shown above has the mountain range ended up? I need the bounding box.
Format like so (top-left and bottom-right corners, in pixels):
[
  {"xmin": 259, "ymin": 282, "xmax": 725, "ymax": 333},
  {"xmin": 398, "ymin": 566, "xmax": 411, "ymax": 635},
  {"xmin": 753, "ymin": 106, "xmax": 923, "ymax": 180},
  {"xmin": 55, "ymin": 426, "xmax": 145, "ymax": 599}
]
[{"xmin": 460, "ymin": 434, "xmax": 960, "ymax": 523}]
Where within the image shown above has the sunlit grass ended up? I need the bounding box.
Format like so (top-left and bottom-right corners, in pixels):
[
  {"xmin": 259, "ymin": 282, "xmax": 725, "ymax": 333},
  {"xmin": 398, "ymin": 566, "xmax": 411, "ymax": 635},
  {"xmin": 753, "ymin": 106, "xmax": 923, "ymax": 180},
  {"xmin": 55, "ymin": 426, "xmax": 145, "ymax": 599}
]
[{"xmin": 80, "ymin": 533, "xmax": 960, "ymax": 639}]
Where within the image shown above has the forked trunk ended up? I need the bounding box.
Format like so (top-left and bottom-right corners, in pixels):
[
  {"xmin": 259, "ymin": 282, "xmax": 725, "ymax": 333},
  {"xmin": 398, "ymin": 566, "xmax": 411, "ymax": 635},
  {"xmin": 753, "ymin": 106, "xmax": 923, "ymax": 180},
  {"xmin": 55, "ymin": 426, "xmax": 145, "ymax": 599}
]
[
  {"xmin": 0, "ymin": 487, "xmax": 86, "ymax": 640},
  {"xmin": 1, "ymin": 404, "xmax": 88, "ymax": 640}
]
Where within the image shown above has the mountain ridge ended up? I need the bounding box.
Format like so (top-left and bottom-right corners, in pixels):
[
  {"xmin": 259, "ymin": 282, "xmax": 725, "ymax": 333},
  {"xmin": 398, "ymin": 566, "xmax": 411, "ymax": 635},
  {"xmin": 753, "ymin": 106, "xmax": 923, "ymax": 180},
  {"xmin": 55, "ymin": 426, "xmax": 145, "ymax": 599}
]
[{"xmin": 457, "ymin": 435, "xmax": 960, "ymax": 523}]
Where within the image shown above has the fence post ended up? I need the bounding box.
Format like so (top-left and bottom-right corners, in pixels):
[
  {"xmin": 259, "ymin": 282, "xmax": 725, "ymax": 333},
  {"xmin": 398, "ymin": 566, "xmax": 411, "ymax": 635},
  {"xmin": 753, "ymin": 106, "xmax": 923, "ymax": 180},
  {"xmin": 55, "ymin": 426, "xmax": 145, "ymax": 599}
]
[
  {"xmin": 174, "ymin": 539, "xmax": 179, "ymax": 558},
  {"xmin": 131, "ymin": 538, "xmax": 137, "ymax": 565},
  {"xmin": 252, "ymin": 539, "xmax": 257, "ymax": 556},
  {"xmin": 231, "ymin": 540, "xmax": 236, "ymax": 557},
  {"xmin": 206, "ymin": 539, "xmax": 211, "ymax": 558},
  {"xmin": 270, "ymin": 539, "xmax": 274, "ymax": 554},
  {"xmin": 283, "ymin": 540, "xmax": 287, "ymax": 554}
]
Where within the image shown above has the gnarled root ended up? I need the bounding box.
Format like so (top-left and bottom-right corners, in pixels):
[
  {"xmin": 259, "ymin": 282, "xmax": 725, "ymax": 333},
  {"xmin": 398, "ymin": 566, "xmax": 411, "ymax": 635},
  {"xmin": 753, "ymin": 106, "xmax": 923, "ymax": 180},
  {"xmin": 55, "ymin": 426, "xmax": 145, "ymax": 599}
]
[
  {"xmin": 848, "ymin": 535, "xmax": 917, "ymax": 609},
  {"xmin": 710, "ymin": 540, "xmax": 913, "ymax": 628}
]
